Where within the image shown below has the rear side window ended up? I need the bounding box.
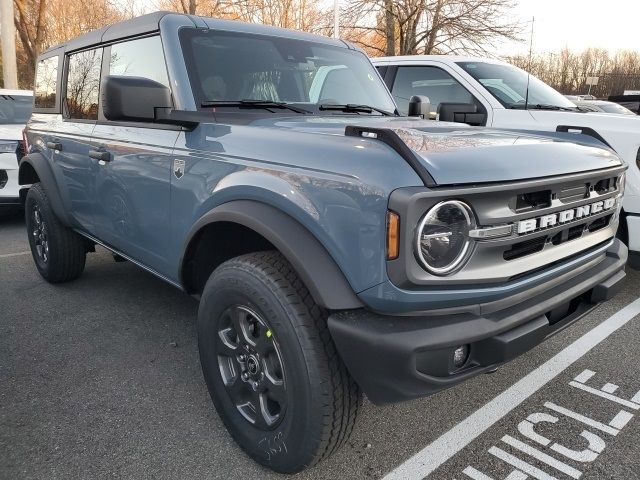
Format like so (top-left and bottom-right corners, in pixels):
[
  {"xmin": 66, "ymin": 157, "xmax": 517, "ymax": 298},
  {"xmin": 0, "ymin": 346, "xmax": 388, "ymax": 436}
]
[
  {"xmin": 34, "ymin": 56, "xmax": 59, "ymax": 109},
  {"xmin": 108, "ymin": 36, "xmax": 170, "ymax": 87},
  {"xmin": 66, "ymin": 48, "xmax": 103, "ymax": 120}
]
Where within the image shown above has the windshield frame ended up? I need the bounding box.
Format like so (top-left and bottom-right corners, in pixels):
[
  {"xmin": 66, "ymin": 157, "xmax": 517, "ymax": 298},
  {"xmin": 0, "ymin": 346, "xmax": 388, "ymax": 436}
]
[
  {"xmin": 456, "ymin": 61, "xmax": 577, "ymax": 110},
  {"xmin": 178, "ymin": 28, "xmax": 397, "ymax": 116}
]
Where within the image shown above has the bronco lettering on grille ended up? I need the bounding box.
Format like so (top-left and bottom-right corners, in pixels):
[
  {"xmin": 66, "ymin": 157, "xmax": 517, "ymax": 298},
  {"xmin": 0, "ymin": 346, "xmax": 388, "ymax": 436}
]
[{"xmin": 517, "ymin": 198, "xmax": 617, "ymax": 234}]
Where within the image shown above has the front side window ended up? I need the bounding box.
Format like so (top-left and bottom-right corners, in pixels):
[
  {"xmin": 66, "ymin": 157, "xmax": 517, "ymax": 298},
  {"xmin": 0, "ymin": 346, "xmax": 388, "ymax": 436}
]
[
  {"xmin": 34, "ymin": 56, "xmax": 58, "ymax": 109},
  {"xmin": 457, "ymin": 61, "xmax": 577, "ymax": 110},
  {"xmin": 179, "ymin": 29, "xmax": 396, "ymax": 114},
  {"xmin": 0, "ymin": 95, "xmax": 33, "ymax": 124},
  {"xmin": 109, "ymin": 36, "xmax": 170, "ymax": 87},
  {"xmin": 66, "ymin": 48, "xmax": 103, "ymax": 120},
  {"xmin": 391, "ymin": 66, "xmax": 476, "ymax": 115}
]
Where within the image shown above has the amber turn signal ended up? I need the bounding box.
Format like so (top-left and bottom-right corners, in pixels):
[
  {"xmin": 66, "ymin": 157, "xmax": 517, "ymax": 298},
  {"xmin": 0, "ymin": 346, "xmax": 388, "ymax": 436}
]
[{"xmin": 386, "ymin": 211, "xmax": 400, "ymax": 260}]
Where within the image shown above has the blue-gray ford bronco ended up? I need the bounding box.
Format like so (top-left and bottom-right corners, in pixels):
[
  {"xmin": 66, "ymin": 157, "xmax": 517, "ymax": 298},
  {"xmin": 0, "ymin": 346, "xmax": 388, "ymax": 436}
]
[{"xmin": 20, "ymin": 12, "xmax": 628, "ymax": 473}]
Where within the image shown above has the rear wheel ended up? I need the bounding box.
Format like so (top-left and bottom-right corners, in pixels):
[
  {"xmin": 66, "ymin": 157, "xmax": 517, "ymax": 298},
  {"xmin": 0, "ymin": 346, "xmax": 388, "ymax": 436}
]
[
  {"xmin": 25, "ymin": 184, "xmax": 86, "ymax": 282},
  {"xmin": 197, "ymin": 251, "xmax": 361, "ymax": 473}
]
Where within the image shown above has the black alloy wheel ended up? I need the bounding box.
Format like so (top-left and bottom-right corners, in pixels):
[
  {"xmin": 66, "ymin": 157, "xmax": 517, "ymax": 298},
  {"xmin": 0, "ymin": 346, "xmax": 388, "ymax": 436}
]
[
  {"xmin": 30, "ymin": 203, "xmax": 49, "ymax": 264},
  {"xmin": 216, "ymin": 305, "xmax": 286, "ymax": 429}
]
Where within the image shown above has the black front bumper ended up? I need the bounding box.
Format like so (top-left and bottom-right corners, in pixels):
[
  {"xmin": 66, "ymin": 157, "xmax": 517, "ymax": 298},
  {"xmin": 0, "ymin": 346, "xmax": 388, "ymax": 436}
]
[{"xmin": 328, "ymin": 239, "xmax": 627, "ymax": 405}]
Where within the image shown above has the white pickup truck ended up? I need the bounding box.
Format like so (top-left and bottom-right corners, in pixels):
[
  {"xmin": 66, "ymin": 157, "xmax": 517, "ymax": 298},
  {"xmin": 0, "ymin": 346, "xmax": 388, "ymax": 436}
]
[{"xmin": 372, "ymin": 56, "xmax": 640, "ymax": 263}]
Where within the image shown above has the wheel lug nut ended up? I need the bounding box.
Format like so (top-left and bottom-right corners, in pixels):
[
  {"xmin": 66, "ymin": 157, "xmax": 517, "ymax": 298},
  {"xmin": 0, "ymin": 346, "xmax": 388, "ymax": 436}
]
[
  {"xmin": 241, "ymin": 372, "xmax": 249, "ymax": 380},
  {"xmin": 239, "ymin": 354, "xmax": 246, "ymax": 362},
  {"xmin": 252, "ymin": 381, "xmax": 259, "ymax": 389}
]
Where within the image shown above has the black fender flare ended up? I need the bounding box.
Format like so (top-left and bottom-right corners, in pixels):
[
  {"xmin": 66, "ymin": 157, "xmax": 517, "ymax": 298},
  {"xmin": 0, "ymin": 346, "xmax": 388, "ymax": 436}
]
[
  {"xmin": 181, "ymin": 200, "xmax": 363, "ymax": 310},
  {"xmin": 18, "ymin": 153, "xmax": 72, "ymax": 226}
]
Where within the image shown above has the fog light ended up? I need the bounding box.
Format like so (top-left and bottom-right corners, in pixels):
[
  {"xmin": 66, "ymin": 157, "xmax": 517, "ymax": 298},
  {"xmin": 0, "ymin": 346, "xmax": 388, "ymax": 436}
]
[{"xmin": 453, "ymin": 345, "xmax": 470, "ymax": 368}]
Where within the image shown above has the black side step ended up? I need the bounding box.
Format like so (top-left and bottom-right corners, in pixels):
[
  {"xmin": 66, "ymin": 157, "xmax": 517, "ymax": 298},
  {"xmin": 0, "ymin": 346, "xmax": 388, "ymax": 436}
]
[{"xmin": 345, "ymin": 126, "xmax": 436, "ymax": 187}]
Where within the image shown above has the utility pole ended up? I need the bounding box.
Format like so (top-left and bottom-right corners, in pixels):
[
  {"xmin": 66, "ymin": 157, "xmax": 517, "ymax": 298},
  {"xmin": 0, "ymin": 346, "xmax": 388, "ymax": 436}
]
[
  {"xmin": 333, "ymin": 0, "xmax": 339, "ymax": 38},
  {"xmin": 0, "ymin": 0, "xmax": 19, "ymax": 89}
]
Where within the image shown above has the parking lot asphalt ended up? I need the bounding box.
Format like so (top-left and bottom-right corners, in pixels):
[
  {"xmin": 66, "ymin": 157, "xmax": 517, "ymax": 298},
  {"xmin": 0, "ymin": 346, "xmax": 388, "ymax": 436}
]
[{"xmin": 2, "ymin": 211, "xmax": 640, "ymax": 480}]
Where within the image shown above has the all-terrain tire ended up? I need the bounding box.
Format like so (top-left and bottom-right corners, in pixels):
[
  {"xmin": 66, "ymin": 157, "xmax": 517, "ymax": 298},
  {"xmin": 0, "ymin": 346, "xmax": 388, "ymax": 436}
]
[
  {"xmin": 25, "ymin": 183, "xmax": 86, "ymax": 282},
  {"xmin": 197, "ymin": 251, "xmax": 361, "ymax": 473}
]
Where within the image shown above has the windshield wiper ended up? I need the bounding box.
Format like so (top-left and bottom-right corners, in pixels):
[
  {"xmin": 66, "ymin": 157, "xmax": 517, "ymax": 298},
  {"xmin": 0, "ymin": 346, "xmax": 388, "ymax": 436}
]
[
  {"xmin": 319, "ymin": 103, "xmax": 395, "ymax": 116},
  {"xmin": 509, "ymin": 103, "xmax": 577, "ymax": 112},
  {"xmin": 201, "ymin": 99, "xmax": 312, "ymax": 114}
]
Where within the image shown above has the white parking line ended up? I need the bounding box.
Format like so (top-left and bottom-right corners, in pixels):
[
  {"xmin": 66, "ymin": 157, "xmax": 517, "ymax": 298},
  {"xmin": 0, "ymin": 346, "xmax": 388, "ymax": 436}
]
[
  {"xmin": 383, "ymin": 298, "xmax": 640, "ymax": 480},
  {"xmin": 0, "ymin": 251, "xmax": 31, "ymax": 259}
]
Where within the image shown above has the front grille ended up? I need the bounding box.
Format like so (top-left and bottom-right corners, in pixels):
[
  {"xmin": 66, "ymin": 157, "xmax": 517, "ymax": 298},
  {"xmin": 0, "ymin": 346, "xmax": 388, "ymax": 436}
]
[
  {"xmin": 588, "ymin": 214, "xmax": 612, "ymax": 233},
  {"xmin": 552, "ymin": 224, "xmax": 585, "ymax": 246},
  {"xmin": 504, "ymin": 237, "xmax": 546, "ymax": 260},
  {"xmin": 516, "ymin": 190, "xmax": 551, "ymax": 212},
  {"xmin": 0, "ymin": 170, "xmax": 7, "ymax": 189},
  {"xmin": 557, "ymin": 184, "xmax": 588, "ymax": 203},
  {"xmin": 594, "ymin": 178, "xmax": 617, "ymax": 195},
  {"xmin": 515, "ymin": 176, "xmax": 618, "ymax": 213},
  {"xmin": 391, "ymin": 165, "xmax": 625, "ymax": 287},
  {"xmin": 504, "ymin": 213, "xmax": 615, "ymax": 261}
]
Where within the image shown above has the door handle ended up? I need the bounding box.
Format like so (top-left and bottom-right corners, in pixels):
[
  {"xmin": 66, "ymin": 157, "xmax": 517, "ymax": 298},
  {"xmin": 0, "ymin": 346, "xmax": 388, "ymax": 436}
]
[
  {"xmin": 46, "ymin": 141, "xmax": 62, "ymax": 150},
  {"xmin": 88, "ymin": 150, "xmax": 111, "ymax": 162}
]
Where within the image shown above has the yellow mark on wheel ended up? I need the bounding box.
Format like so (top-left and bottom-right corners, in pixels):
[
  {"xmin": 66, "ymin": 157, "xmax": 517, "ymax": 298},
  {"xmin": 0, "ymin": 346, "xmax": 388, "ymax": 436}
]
[{"xmin": 266, "ymin": 329, "xmax": 273, "ymax": 338}]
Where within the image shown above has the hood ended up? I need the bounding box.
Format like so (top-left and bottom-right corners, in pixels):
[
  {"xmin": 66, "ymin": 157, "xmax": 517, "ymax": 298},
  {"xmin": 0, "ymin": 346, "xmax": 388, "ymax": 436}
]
[
  {"xmin": 528, "ymin": 109, "xmax": 640, "ymax": 129},
  {"xmin": 259, "ymin": 116, "xmax": 622, "ymax": 185},
  {"xmin": 0, "ymin": 124, "xmax": 25, "ymax": 141}
]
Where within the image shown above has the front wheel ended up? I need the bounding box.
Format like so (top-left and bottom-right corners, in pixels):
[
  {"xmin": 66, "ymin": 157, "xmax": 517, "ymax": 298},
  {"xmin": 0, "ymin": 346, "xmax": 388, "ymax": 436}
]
[{"xmin": 197, "ymin": 251, "xmax": 361, "ymax": 473}]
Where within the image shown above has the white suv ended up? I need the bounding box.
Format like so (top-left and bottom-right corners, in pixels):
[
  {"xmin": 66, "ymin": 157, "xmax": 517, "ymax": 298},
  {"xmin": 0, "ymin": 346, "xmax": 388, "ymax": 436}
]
[
  {"xmin": 372, "ymin": 56, "xmax": 640, "ymax": 263},
  {"xmin": 1, "ymin": 89, "xmax": 33, "ymax": 213}
]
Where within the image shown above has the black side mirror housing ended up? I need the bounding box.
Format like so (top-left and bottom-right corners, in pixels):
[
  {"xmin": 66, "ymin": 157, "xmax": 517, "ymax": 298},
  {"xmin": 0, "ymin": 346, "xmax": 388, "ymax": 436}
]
[
  {"xmin": 102, "ymin": 75, "xmax": 173, "ymax": 122},
  {"xmin": 438, "ymin": 102, "xmax": 487, "ymax": 126},
  {"xmin": 408, "ymin": 95, "xmax": 431, "ymax": 119}
]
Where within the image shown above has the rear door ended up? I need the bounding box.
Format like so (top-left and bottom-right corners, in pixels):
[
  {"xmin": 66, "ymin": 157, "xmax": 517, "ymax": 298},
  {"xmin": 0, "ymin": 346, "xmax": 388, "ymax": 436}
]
[
  {"xmin": 90, "ymin": 36, "xmax": 179, "ymax": 277},
  {"xmin": 53, "ymin": 47, "xmax": 103, "ymax": 230}
]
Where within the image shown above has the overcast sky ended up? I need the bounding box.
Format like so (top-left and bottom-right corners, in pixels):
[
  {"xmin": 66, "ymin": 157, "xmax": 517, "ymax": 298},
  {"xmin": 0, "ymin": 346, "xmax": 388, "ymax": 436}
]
[{"xmin": 500, "ymin": 0, "xmax": 639, "ymax": 55}]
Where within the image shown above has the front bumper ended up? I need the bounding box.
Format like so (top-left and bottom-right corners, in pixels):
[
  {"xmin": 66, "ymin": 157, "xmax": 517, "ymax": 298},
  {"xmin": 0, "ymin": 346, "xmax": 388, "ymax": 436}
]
[
  {"xmin": 0, "ymin": 152, "xmax": 20, "ymax": 206},
  {"xmin": 328, "ymin": 239, "xmax": 627, "ymax": 405}
]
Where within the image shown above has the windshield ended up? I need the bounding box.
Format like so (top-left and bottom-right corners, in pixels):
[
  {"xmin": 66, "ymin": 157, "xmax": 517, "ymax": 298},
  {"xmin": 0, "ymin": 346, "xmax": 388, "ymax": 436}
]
[
  {"xmin": 179, "ymin": 29, "xmax": 396, "ymax": 114},
  {"xmin": 0, "ymin": 95, "xmax": 33, "ymax": 124},
  {"xmin": 599, "ymin": 103, "xmax": 635, "ymax": 115},
  {"xmin": 456, "ymin": 62, "xmax": 577, "ymax": 110}
]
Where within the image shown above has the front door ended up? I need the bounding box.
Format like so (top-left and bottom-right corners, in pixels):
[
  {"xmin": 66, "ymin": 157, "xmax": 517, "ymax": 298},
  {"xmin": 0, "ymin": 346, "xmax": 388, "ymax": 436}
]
[{"xmin": 90, "ymin": 36, "xmax": 179, "ymax": 278}]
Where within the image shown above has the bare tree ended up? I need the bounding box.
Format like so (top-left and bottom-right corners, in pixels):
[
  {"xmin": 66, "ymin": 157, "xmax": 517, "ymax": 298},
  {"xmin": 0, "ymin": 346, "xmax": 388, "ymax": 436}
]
[
  {"xmin": 343, "ymin": 0, "xmax": 522, "ymax": 56},
  {"xmin": 506, "ymin": 48, "xmax": 640, "ymax": 97},
  {"xmin": 231, "ymin": 0, "xmax": 327, "ymax": 32},
  {"xmin": 12, "ymin": 0, "xmax": 136, "ymax": 88},
  {"xmin": 157, "ymin": 0, "xmax": 228, "ymax": 16},
  {"xmin": 13, "ymin": 0, "xmax": 47, "ymax": 85}
]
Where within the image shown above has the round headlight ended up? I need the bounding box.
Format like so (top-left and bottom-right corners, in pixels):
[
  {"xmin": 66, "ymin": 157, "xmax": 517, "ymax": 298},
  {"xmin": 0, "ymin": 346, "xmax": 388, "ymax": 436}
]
[{"xmin": 415, "ymin": 200, "xmax": 476, "ymax": 275}]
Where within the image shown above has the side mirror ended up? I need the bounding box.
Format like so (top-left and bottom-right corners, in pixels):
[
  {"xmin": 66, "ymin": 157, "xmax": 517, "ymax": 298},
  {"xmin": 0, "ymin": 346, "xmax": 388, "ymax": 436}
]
[
  {"xmin": 408, "ymin": 95, "xmax": 431, "ymax": 119},
  {"xmin": 102, "ymin": 75, "xmax": 172, "ymax": 122},
  {"xmin": 437, "ymin": 102, "xmax": 487, "ymax": 126}
]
